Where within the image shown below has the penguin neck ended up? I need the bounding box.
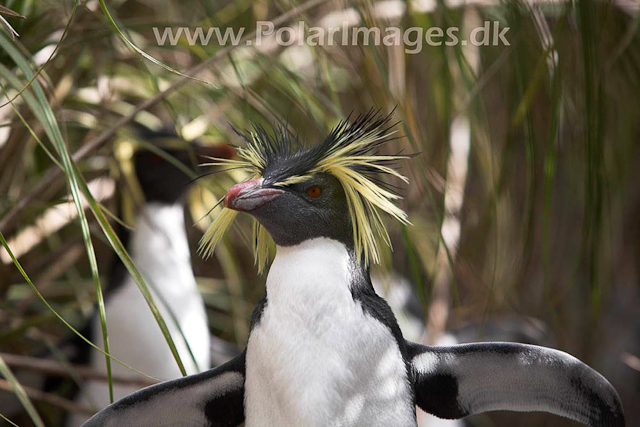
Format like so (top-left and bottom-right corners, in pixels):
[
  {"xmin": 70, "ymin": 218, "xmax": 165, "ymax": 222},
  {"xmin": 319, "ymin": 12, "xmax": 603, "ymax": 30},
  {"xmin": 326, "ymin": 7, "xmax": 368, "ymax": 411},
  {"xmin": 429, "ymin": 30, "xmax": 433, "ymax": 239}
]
[
  {"xmin": 126, "ymin": 202, "xmax": 197, "ymax": 298},
  {"xmin": 266, "ymin": 237, "xmax": 371, "ymax": 313}
]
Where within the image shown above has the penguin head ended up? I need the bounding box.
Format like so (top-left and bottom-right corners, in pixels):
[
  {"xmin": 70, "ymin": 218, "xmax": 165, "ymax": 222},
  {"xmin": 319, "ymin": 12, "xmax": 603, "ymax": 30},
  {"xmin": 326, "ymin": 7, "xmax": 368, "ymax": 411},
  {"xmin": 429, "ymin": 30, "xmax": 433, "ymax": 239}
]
[
  {"xmin": 200, "ymin": 110, "xmax": 411, "ymax": 271},
  {"xmin": 223, "ymin": 173, "xmax": 351, "ymax": 248},
  {"xmin": 132, "ymin": 131, "xmax": 233, "ymax": 205}
]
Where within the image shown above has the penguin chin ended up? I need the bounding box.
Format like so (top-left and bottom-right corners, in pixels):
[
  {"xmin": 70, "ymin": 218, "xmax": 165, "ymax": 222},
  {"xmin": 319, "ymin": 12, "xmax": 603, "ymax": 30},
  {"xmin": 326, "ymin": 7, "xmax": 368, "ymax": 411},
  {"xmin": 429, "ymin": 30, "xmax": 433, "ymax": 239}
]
[{"xmin": 248, "ymin": 203, "xmax": 351, "ymax": 249}]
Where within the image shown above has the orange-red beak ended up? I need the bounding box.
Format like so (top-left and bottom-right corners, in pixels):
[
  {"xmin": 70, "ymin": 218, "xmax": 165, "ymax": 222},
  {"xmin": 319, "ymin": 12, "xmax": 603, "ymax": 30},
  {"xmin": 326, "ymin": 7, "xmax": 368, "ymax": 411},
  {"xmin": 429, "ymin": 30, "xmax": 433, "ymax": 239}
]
[{"xmin": 223, "ymin": 178, "xmax": 284, "ymax": 212}]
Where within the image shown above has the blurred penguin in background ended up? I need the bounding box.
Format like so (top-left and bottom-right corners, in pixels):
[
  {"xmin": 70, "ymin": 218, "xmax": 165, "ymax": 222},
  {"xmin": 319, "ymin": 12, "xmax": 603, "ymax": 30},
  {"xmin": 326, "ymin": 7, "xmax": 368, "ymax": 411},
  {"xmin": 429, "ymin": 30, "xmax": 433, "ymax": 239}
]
[{"xmin": 67, "ymin": 129, "xmax": 234, "ymax": 426}]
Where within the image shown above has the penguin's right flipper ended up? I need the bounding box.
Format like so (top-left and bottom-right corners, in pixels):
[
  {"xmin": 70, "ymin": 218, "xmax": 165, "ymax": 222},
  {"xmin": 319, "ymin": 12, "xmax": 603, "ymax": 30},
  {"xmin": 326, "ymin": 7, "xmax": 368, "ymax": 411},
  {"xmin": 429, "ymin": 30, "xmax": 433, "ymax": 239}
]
[
  {"xmin": 407, "ymin": 341, "xmax": 625, "ymax": 427},
  {"xmin": 82, "ymin": 352, "xmax": 245, "ymax": 427}
]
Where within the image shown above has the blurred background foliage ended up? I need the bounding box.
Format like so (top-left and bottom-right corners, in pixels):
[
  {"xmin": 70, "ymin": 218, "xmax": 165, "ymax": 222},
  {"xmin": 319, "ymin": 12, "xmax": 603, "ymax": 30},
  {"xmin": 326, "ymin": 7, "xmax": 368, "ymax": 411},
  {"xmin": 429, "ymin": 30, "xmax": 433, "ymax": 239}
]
[{"xmin": 0, "ymin": 0, "xmax": 638, "ymax": 425}]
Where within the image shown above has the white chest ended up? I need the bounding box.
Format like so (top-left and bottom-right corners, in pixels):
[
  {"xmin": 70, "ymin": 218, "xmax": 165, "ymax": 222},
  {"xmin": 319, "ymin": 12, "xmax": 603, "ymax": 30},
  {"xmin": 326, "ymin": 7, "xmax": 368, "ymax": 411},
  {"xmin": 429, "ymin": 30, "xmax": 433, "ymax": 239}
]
[{"xmin": 244, "ymin": 238, "xmax": 415, "ymax": 427}]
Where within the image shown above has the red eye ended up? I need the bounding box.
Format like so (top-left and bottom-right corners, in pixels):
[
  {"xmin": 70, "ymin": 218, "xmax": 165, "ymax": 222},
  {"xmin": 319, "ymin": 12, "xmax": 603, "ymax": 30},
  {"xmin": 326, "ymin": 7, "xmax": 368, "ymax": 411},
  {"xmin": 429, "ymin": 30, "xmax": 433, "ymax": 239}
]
[{"xmin": 306, "ymin": 185, "xmax": 322, "ymax": 198}]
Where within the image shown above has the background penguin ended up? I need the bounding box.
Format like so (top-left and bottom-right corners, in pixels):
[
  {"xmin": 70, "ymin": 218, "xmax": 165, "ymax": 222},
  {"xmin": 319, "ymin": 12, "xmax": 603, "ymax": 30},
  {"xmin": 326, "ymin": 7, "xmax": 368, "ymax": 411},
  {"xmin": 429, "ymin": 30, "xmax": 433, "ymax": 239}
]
[
  {"xmin": 65, "ymin": 129, "xmax": 234, "ymax": 426},
  {"xmin": 83, "ymin": 113, "xmax": 625, "ymax": 427}
]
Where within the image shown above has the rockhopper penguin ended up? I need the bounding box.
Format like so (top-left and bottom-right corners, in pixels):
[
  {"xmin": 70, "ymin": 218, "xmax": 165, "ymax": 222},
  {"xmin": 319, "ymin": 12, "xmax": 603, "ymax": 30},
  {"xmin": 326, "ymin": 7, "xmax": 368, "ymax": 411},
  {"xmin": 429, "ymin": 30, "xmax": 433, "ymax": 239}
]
[
  {"xmin": 70, "ymin": 131, "xmax": 233, "ymax": 426},
  {"xmin": 83, "ymin": 112, "xmax": 625, "ymax": 427}
]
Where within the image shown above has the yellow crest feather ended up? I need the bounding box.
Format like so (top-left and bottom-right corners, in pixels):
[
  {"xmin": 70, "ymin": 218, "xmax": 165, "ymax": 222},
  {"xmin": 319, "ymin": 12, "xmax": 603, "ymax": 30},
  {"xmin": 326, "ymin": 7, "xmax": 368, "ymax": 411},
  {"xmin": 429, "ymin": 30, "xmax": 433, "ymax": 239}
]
[
  {"xmin": 198, "ymin": 207, "xmax": 237, "ymax": 259},
  {"xmin": 198, "ymin": 110, "xmax": 411, "ymax": 271}
]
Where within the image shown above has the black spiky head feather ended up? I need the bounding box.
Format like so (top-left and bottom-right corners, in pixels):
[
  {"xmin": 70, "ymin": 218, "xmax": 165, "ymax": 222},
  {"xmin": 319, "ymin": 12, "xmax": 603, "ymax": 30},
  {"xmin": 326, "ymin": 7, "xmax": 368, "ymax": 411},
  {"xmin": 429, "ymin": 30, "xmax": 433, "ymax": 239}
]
[{"xmin": 199, "ymin": 110, "xmax": 411, "ymax": 271}]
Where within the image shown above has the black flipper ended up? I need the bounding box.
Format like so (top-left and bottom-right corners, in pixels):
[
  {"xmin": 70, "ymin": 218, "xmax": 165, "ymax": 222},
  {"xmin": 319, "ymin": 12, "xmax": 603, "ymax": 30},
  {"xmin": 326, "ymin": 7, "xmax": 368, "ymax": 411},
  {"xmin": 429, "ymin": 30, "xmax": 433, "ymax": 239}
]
[
  {"xmin": 407, "ymin": 341, "xmax": 625, "ymax": 427},
  {"xmin": 82, "ymin": 352, "xmax": 245, "ymax": 427}
]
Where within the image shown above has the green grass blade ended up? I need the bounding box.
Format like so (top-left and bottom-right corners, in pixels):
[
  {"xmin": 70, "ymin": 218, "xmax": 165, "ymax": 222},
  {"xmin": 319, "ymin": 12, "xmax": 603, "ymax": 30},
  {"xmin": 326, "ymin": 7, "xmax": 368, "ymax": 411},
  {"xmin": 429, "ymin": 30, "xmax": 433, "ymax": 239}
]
[
  {"xmin": 12, "ymin": 30, "xmax": 186, "ymax": 376},
  {"xmin": 2, "ymin": 26, "xmax": 188, "ymax": 384},
  {"xmin": 72, "ymin": 166, "xmax": 188, "ymax": 376},
  {"xmin": 0, "ymin": 354, "xmax": 45, "ymax": 427},
  {"xmin": 0, "ymin": 81, "xmax": 63, "ymax": 170},
  {"xmin": 0, "ymin": 29, "xmax": 115, "ymax": 402},
  {"xmin": 97, "ymin": 0, "xmax": 213, "ymax": 87},
  {"xmin": 0, "ymin": 0, "xmax": 79, "ymax": 109},
  {"xmin": 0, "ymin": 413, "xmax": 19, "ymax": 427},
  {"xmin": 0, "ymin": 231, "xmax": 159, "ymax": 381},
  {"xmin": 0, "ymin": 5, "xmax": 26, "ymax": 19}
]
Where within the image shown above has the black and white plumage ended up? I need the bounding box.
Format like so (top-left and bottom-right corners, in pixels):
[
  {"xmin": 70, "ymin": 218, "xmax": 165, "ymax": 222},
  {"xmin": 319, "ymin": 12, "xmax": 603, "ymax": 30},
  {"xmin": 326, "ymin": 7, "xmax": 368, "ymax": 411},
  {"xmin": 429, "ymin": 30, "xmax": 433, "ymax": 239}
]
[
  {"xmin": 83, "ymin": 112, "xmax": 625, "ymax": 427},
  {"xmin": 409, "ymin": 342, "xmax": 624, "ymax": 425},
  {"xmin": 68, "ymin": 131, "xmax": 234, "ymax": 425},
  {"xmin": 83, "ymin": 353, "xmax": 245, "ymax": 426}
]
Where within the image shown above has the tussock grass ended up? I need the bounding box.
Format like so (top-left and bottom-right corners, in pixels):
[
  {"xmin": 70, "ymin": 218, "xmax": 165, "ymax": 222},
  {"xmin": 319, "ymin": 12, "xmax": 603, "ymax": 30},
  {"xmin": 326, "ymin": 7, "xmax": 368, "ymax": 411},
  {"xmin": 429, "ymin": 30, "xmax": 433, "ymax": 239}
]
[{"xmin": 0, "ymin": 0, "xmax": 638, "ymax": 425}]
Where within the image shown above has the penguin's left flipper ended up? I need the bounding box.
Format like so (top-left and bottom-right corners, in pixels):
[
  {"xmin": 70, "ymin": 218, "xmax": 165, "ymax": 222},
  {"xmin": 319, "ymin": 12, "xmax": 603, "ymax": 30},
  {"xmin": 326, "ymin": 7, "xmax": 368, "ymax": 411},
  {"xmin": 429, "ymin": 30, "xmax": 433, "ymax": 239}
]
[
  {"xmin": 82, "ymin": 352, "xmax": 245, "ymax": 427},
  {"xmin": 407, "ymin": 341, "xmax": 625, "ymax": 427}
]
